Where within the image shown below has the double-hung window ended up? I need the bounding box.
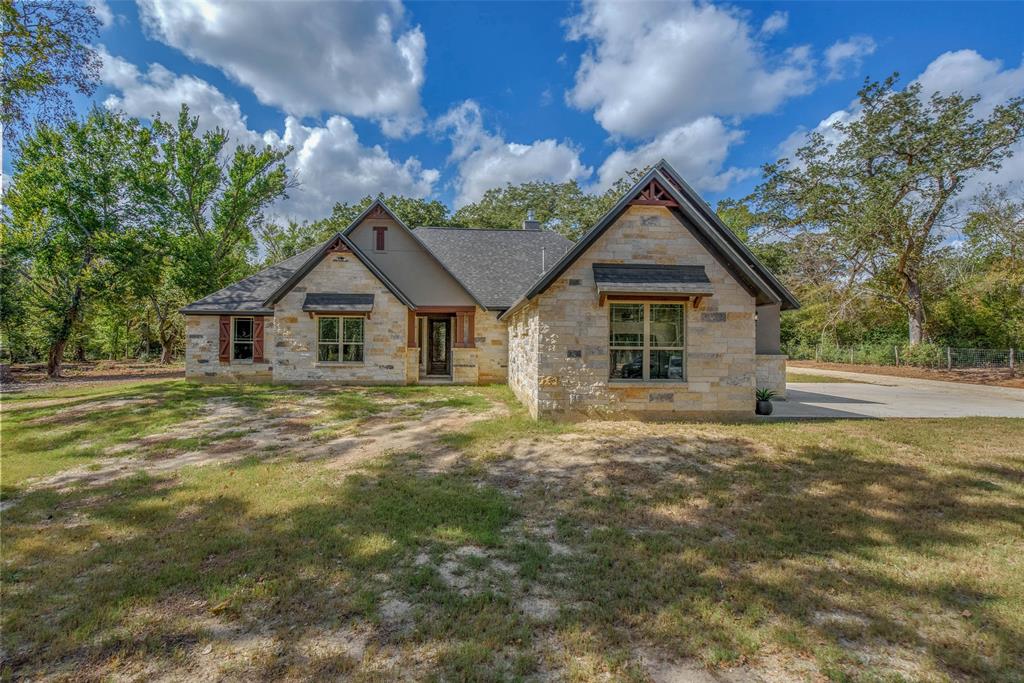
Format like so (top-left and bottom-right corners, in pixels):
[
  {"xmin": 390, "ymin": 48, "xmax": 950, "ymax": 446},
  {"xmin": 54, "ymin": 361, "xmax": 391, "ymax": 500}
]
[
  {"xmin": 232, "ymin": 317, "xmax": 254, "ymax": 361},
  {"xmin": 609, "ymin": 303, "xmax": 685, "ymax": 381},
  {"xmin": 318, "ymin": 316, "xmax": 364, "ymax": 362}
]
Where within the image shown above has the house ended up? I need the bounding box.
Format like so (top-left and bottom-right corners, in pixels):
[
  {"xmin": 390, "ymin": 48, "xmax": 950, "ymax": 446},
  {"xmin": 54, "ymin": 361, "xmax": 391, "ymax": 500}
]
[{"xmin": 181, "ymin": 160, "xmax": 798, "ymax": 419}]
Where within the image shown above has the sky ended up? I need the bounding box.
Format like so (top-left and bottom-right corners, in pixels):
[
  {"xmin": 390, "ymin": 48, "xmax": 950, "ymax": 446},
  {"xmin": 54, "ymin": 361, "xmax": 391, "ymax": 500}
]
[{"xmin": 16, "ymin": 0, "xmax": 1024, "ymax": 223}]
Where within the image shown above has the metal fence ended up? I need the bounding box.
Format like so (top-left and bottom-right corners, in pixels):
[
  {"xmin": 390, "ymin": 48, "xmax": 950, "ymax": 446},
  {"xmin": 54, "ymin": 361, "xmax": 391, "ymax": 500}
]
[{"xmin": 785, "ymin": 343, "xmax": 1021, "ymax": 372}]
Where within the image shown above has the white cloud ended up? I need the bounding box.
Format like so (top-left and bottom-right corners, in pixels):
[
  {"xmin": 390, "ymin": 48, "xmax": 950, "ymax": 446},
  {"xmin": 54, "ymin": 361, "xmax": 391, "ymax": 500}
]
[
  {"xmin": 99, "ymin": 47, "xmax": 266, "ymax": 148},
  {"xmin": 87, "ymin": 0, "xmax": 114, "ymax": 28},
  {"xmin": 268, "ymin": 116, "xmax": 438, "ymax": 220},
  {"xmin": 913, "ymin": 50, "xmax": 1024, "ymax": 205},
  {"xmin": 595, "ymin": 117, "xmax": 755, "ymax": 193},
  {"xmin": 760, "ymin": 11, "xmax": 788, "ymax": 36},
  {"xmin": 566, "ymin": 0, "xmax": 815, "ymax": 138},
  {"xmin": 436, "ymin": 100, "xmax": 592, "ymax": 207},
  {"xmin": 136, "ymin": 0, "xmax": 427, "ymax": 136},
  {"xmin": 776, "ymin": 50, "xmax": 1024, "ymax": 219},
  {"xmin": 99, "ymin": 50, "xmax": 438, "ymax": 221},
  {"xmin": 824, "ymin": 36, "xmax": 876, "ymax": 81}
]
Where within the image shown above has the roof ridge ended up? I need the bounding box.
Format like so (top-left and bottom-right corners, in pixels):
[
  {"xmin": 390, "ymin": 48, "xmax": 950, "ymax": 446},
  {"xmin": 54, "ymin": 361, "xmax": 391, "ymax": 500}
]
[{"xmin": 416, "ymin": 225, "xmax": 567, "ymax": 235}]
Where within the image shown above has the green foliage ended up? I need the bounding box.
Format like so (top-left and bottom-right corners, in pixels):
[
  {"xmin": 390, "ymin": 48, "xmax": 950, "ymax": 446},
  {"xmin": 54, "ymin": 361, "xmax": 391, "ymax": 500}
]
[
  {"xmin": 450, "ymin": 173, "xmax": 652, "ymax": 241},
  {"xmin": 755, "ymin": 388, "xmax": 777, "ymax": 401},
  {"xmin": 2, "ymin": 108, "xmax": 157, "ymax": 374},
  {"xmin": 748, "ymin": 73, "xmax": 1024, "ymax": 346},
  {"xmin": 153, "ymin": 104, "xmax": 293, "ymax": 300},
  {"xmin": 0, "ymin": 0, "xmax": 102, "ymax": 144}
]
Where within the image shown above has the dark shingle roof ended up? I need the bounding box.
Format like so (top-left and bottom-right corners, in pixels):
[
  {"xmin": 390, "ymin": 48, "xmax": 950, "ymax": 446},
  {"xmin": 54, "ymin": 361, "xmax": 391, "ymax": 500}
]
[
  {"xmin": 180, "ymin": 243, "xmax": 324, "ymax": 314},
  {"xmin": 302, "ymin": 293, "xmax": 374, "ymax": 312},
  {"xmin": 413, "ymin": 227, "xmax": 574, "ymax": 309},
  {"xmin": 592, "ymin": 264, "xmax": 713, "ymax": 295},
  {"xmin": 592, "ymin": 263, "xmax": 710, "ymax": 286}
]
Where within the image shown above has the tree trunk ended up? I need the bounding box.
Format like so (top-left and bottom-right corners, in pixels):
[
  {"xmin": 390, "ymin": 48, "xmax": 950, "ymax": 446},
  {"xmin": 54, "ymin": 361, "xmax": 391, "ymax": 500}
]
[
  {"xmin": 46, "ymin": 286, "xmax": 83, "ymax": 378},
  {"xmin": 906, "ymin": 278, "xmax": 926, "ymax": 346},
  {"xmin": 160, "ymin": 342, "xmax": 173, "ymax": 364},
  {"xmin": 47, "ymin": 338, "xmax": 69, "ymax": 378},
  {"xmin": 74, "ymin": 343, "xmax": 86, "ymax": 362}
]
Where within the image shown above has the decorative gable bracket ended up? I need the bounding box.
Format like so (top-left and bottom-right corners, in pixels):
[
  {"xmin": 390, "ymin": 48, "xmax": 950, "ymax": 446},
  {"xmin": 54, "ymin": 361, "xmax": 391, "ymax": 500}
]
[{"xmin": 628, "ymin": 179, "xmax": 679, "ymax": 207}]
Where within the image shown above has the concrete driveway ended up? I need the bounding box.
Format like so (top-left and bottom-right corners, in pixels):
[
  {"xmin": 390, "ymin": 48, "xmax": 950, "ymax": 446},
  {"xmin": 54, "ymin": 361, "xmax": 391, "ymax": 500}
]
[{"xmin": 774, "ymin": 367, "xmax": 1024, "ymax": 418}]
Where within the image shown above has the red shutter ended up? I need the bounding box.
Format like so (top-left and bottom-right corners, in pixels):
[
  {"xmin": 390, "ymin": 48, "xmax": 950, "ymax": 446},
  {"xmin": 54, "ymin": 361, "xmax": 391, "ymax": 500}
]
[
  {"xmin": 374, "ymin": 226, "xmax": 387, "ymax": 250},
  {"xmin": 218, "ymin": 316, "xmax": 231, "ymax": 362},
  {"xmin": 253, "ymin": 316, "xmax": 265, "ymax": 362}
]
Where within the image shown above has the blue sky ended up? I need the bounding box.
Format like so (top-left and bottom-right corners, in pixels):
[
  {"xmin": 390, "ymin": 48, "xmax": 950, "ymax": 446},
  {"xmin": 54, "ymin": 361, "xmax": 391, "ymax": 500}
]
[{"xmin": 22, "ymin": 1, "xmax": 1024, "ymax": 222}]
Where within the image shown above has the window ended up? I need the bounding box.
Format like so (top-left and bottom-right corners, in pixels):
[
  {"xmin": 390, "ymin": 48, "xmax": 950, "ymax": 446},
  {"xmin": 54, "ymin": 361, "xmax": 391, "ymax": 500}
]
[
  {"xmin": 373, "ymin": 226, "xmax": 387, "ymax": 251},
  {"xmin": 318, "ymin": 316, "xmax": 364, "ymax": 362},
  {"xmin": 609, "ymin": 303, "xmax": 685, "ymax": 381},
  {"xmin": 232, "ymin": 317, "xmax": 254, "ymax": 361}
]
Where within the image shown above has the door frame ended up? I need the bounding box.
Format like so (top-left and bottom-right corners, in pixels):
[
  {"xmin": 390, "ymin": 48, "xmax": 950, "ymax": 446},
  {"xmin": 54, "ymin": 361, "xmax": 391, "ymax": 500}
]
[{"xmin": 426, "ymin": 316, "xmax": 452, "ymax": 376}]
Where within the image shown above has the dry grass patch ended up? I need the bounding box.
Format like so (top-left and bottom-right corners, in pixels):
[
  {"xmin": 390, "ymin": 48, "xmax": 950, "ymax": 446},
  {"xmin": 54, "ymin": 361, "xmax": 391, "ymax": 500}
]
[{"xmin": 2, "ymin": 380, "xmax": 1022, "ymax": 681}]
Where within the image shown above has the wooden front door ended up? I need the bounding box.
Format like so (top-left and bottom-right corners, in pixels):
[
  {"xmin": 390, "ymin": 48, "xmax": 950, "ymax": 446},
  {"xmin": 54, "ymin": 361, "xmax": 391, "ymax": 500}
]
[{"xmin": 428, "ymin": 318, "xmax": 451, "ymax": 375}]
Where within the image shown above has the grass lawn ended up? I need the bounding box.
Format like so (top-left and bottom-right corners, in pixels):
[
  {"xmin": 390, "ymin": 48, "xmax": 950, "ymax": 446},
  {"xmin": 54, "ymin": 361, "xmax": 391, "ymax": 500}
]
[
  {"xmin": 787, "ymin": 371, "xmax": 868, "ymax": 384},
  {"xmin": 2, "ymin": 381, "xmax": 1022, "ymax": 681}
]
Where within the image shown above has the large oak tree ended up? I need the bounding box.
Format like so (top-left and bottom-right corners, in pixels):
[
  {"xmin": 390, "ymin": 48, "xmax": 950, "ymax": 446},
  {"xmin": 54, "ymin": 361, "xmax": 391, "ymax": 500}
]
[{"xmin": 747, "ymin": 75, "xmax": 1024, "ymax": 345}]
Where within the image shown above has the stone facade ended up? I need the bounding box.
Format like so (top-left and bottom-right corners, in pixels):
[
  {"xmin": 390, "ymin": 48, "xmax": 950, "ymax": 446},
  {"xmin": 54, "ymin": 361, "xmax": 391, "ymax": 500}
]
[
  {"xmin": 509, "ymin": 205, "xmax": 759, "ymax": 419},
  {"xmin": 507, "ymin": 301, "xmax": 541, "ymax": 417},
  {"xmin": 474, "ymin": 308, "xmax": 508, "ymax": 383},
  {"xmin": 272, "ymin": 252, "xmax": 409, "ymax": 383},
  {"xmin": 184, "ymin": 206, "xmax": 783, "ymax": 417},
  {"xmin": 755, "ymin": 354, "xmax": 787, "ymax": 399},
  {"xmin": 185, "ymin": 314, "xmax": 274, "ymax": 382}
]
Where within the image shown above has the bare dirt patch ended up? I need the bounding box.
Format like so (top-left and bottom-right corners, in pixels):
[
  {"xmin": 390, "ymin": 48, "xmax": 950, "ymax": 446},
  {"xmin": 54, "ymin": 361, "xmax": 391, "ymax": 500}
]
[
  {"xmin": 1, "ymin": 360, "xmax": 184, "ymax": 394},
  {"xmin": 789, "ymin": 360, "xmax": 1024, "ymax": 388}
]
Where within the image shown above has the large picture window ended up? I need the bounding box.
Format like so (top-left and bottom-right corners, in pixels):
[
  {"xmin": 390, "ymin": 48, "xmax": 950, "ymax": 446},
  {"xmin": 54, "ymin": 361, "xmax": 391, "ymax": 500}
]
[
  {"xmin": 232, "ymin": 317, "xmax": 254, "ymax": 361},
  {"xmin": 609, "ymin": 303, "xmax": 685, "ymax": 381},
  {"xmin": 318, "ymin": 316, "xmax": 364, "ymax": 362}
]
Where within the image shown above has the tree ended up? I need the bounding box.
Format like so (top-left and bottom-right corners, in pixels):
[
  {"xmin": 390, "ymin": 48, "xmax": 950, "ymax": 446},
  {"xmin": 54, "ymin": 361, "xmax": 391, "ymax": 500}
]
[
  {"xmin": 964, "ymin": 185, "xmax": 1024, "ymax": 272},
  {"xmin": 320, "ymin": 194, "xmax": 452, "ymax": 232},
  {"xmin": 453, "ymin": 179, "xmax": 611, "ymax": 240},
  {"xmin": 747, "ymin": 75, "xmax": 1024, "ymax": 345},
  {"xmin": 2, "ymin": 108, "xmax": 156, "ymax": 376},
  {"xmin": 152, "ymin": 105, "xmax": 293, "ymax": 301},
  {"xmin": 1, "ymin": 0, "xmax": 102, "ymax": 145}
]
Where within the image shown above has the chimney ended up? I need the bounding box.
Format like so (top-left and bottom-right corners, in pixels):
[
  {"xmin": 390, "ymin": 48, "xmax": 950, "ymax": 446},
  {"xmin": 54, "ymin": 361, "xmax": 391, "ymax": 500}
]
[{"xmin": 522, "ymin": 209, "xmax": 540, "ymax": 231}]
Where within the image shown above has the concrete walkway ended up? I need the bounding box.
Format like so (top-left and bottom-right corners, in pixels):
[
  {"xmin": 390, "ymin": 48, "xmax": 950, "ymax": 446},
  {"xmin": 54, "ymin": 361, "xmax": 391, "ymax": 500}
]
[{"xmin": 774, "ymin": 367, "xmax": 1024, "ymax": 419}]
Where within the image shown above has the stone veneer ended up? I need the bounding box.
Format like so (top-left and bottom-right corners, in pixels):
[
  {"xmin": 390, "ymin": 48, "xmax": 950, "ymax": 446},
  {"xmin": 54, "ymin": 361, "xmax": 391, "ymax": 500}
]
[
  {"xmin": 185, "ymin": 314, "xmax": 274, "ymax": 382},
  {"xmin": 512, "ymin": 205, "xmax": 758, "ymax": 419},
  {"xmin": 272, "ymin": 252, "xmax": 409, "ymax": 383},
  {"xmin": 755, "ymin": 354, "xmax": 787, "ymax": 399},
  {"xmin": 474, "ymin": 308, "xmax": 508, "ymax": 383},
  {"xmin": 507, "ymin": 301, "xmax": 541, "ymax": 417}
]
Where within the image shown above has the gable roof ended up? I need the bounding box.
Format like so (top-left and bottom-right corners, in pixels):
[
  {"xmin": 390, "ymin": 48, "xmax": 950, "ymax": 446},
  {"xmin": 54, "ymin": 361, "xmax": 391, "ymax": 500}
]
[
  {"xmin": 413, "ymin": 227, "xmax": 574, "ymax": 310},
  {"xmin": 263, "ymin": 232, "xmax": 414, "ymax": 308},
  {"xmin": 343, "ymin": 199, "xmax": 488, "ymax": 309},
  {"xmin": 181, "ymin": 232, "xmax": 414, "ymax": 314},
  {"xmin": 499, "ymin": 160, "xmax": 799, "ymax": 320},
  {"xmin": 180, "ymin": 243, "xmax": 324, "ymax": 315}
]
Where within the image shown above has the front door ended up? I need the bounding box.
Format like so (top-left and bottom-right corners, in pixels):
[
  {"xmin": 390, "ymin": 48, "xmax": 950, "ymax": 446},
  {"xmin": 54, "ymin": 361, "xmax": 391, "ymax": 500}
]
[{"xmin": 428, "ymin": 318, "xmax": 451, "ymax": 375}]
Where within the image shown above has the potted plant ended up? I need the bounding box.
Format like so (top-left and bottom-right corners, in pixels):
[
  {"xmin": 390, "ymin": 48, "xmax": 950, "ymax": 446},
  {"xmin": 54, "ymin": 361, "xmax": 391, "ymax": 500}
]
[{"xmin": 755, "ymin": 388, "xmax": 776, "ymax": 415}]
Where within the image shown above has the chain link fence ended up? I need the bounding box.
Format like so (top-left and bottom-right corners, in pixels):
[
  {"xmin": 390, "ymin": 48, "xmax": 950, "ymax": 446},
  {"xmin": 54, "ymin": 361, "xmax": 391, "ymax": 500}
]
[{"xmin": 784, "ymin": 342, "xmax": 1022, "ymax": 372}]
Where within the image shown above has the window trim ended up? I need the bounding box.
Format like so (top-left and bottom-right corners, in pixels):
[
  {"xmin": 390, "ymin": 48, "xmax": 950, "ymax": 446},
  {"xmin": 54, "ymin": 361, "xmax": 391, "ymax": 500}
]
[
  {"xmin": 231, "ymin": 316, "xmax": 254, "ymax": 363},
  {"xmin": 316, "ymin": 314, "xmax": 365, "ymax": 364},
  {"xmin": 373, "ymin": 225, "xmax": 387, "ymax": 252},
  {"xmin": 608, "ymin": 301, "xmax": 686, "ymax": 383}
]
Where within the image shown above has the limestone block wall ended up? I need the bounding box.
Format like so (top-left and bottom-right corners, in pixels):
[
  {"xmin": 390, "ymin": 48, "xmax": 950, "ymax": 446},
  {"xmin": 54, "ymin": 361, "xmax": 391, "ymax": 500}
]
[
  {"xmin": 272, "ymin": 252, "xmax": 410, "ymax": 383},
  {"xmin": 506, "ymin": 301, "xmax": 540, "ymax": 418},
  {"xmin": 531, "ymin": 205, "xmax": 757, "ymax": 419},
  {"xmin": 405, "ymin": 347, "xmax": 420, "ymax": 383},
  {"xmin": 755, "ymin": 354, "xmax": 787, "ymax": 399},
  {"xmin": 475, "ymin": 308, "xmax": 508, "ymax": 383},
  {"xmin": 452, "ymin": 347, "xmax": 479, "ymax": 384},
  {"xmin": 185, "ymin": 314, "xmax": 274, "ymax": 382}
]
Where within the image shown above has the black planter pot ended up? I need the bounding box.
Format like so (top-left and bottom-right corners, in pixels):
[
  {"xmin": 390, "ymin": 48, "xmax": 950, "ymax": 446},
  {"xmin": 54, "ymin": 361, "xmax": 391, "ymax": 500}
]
[{"xmin": 755, "ymin": 399, "xmax": 774, "ymax": 416}]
